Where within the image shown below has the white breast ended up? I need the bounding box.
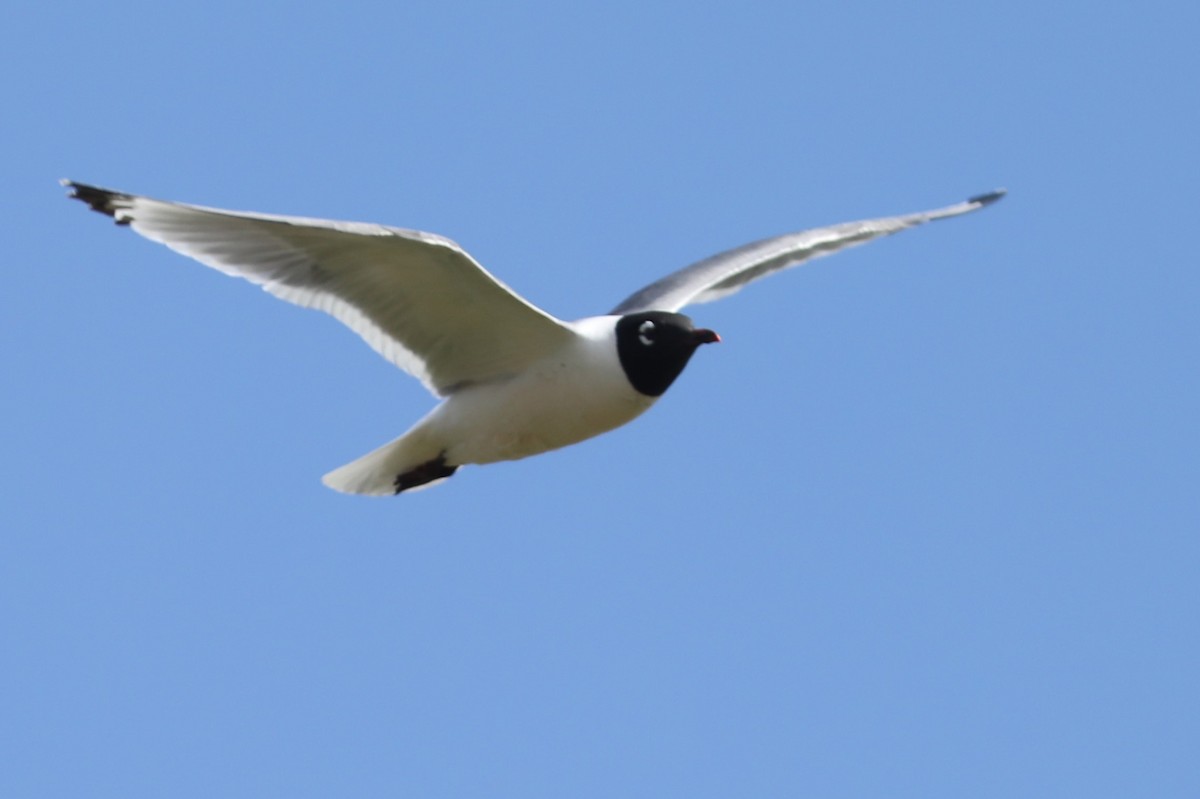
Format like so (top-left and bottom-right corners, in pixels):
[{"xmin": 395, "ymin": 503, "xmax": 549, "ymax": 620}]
[{"xmin": 427, "ymin": 316, "xmax": 656, "ymax": 466}]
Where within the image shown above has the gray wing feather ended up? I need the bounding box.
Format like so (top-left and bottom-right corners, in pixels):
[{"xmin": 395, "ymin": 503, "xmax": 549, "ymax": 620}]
[
  {"xmin": 65, "ymin": 181, "xmax": 575, "ymax": 397},
  {"xmin": 612, "ymin": 190, "xmax": 1006, "ymax": 314}
]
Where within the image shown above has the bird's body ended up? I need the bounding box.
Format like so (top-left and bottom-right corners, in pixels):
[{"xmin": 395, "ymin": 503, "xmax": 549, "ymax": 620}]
[
  {"xmin": 64, "ymin": 180, "xmax": 1003, "ymax": 495},
  {"xmin": 327, "ymin": 316, "xmax": 654, "ymax": 494}
]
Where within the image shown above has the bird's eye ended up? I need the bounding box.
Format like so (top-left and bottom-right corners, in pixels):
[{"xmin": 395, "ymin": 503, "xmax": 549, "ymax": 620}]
[{"xmin": 638, "ymin": 320, "xmax": 656, "ymax": 346}]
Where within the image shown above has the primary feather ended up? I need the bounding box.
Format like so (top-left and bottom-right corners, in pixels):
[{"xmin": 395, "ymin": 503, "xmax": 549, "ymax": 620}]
[
  {"xmin": 612, "ymin": 190, "xmax": 1006, "ymax": 314},
  {"xmin": 64, "ymin": 181, "xmax": 574, "ymax": 396}
]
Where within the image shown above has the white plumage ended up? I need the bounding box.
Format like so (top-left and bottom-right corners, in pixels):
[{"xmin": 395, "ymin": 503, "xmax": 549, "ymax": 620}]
[{"xmin": 64, "ymin": 180, "xmax": 1004, "ymax": 495}]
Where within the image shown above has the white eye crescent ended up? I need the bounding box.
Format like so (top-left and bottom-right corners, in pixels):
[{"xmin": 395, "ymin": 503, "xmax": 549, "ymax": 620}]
[{"xmin": 638, "ymin": 320, "xmax": 656, "ymax": 346}]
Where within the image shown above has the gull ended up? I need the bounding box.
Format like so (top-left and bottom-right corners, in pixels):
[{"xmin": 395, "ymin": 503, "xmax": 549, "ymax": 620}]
[{"xmin": 64, "ymin": 180, "xmax": 1004, "ymax": 495}]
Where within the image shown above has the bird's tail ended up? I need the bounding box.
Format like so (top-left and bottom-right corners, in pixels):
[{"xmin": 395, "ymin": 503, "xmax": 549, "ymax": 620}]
[{"xmin": 322, "ymin": 427, "xmax": 457, "ymax": 496}]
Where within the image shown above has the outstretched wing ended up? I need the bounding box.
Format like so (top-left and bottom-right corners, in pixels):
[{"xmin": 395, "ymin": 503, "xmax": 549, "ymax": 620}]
[
  {"xmin": 65, "ymin": 181, "xmax": 576, "ymax": 396},
  {"xmin": 611, "ymin": 190, "xmax": 1006, "ymax": 314}
]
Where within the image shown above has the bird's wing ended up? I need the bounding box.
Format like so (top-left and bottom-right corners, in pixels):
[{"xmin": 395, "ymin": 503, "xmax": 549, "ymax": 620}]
[
  {"xmin": 611, "ymin": 190, "xmax": 1006, "ymax": 314},
  {"xmin": 65, "ymin": 181, "xmax": 576, "ymax": 396}
]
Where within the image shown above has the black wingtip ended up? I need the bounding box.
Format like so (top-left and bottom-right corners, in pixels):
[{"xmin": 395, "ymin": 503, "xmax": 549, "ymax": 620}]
[
  {"xmin": 967, "ymin": 188, "xmax": 1007, "ymax": 207},
  {"xmin": 61, "ymin": 179, "xmax": 134, "ymax": 224}
]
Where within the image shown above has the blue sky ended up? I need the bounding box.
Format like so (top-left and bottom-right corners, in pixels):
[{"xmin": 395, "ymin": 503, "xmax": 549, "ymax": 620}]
[{"xmin": 4, "ymin": 1, "xmax": 1197, "ymax": 796}]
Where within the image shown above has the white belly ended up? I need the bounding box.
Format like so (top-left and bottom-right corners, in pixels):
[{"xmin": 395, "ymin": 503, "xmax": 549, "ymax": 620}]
[{"xmin": 426, "ymin": 329, "xmax": 655, "ymax": 466}]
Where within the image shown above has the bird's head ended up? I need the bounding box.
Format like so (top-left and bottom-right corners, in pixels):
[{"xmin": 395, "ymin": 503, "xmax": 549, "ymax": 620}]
[{"xmin": 615, "ymin": 311, "xmax": 720, "ymax": 397}]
